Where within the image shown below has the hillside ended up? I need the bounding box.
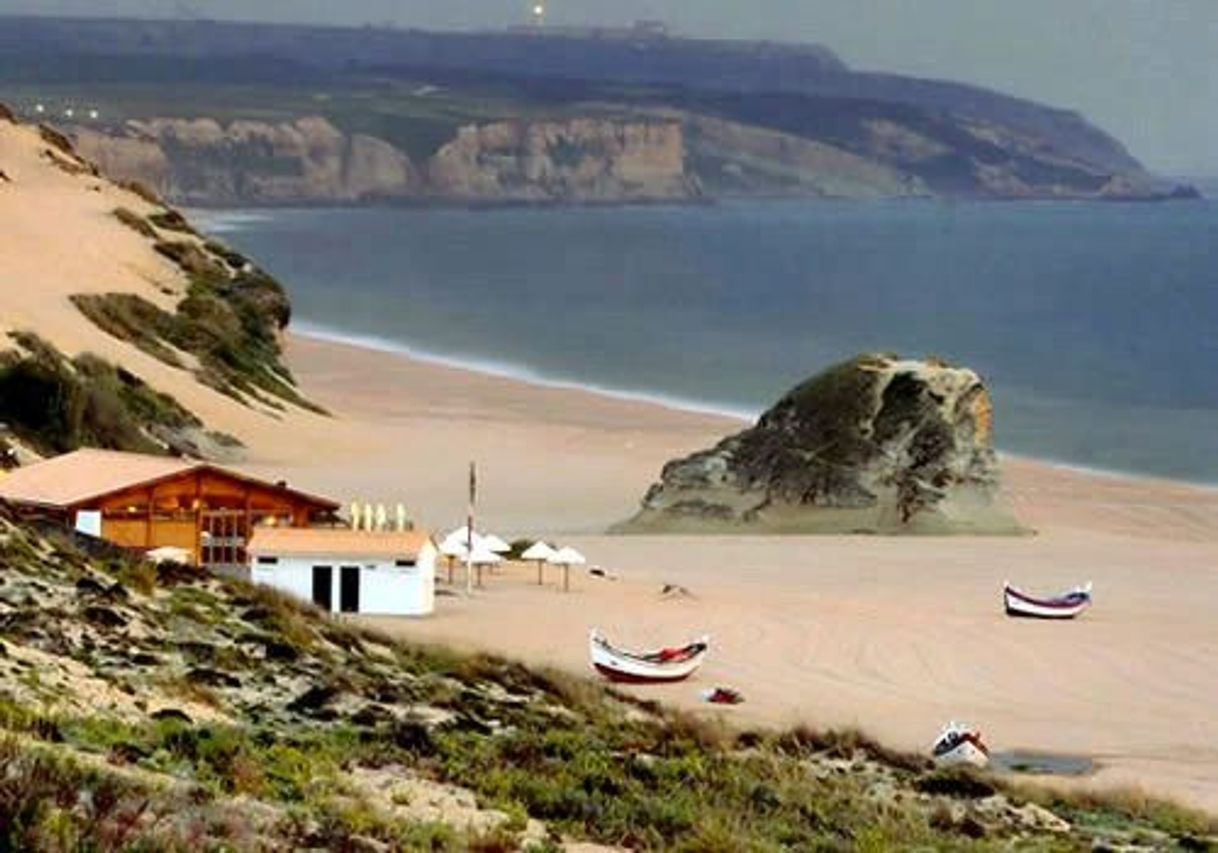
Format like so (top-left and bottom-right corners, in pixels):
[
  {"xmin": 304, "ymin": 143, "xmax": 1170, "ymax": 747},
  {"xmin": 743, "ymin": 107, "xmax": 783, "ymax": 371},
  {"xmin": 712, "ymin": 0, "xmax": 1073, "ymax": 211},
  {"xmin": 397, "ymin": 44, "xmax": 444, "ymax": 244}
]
[
  {"xmin": 2, "ymin": 502, "xmax": 1214, "ymax": 849},
  {"xmin": 0, "ymin": 16, "xmax": 1198, "ymax": 205},
  {"xmin": 0, "ymin": 106, "xmax": 321, "ymax": 460}
]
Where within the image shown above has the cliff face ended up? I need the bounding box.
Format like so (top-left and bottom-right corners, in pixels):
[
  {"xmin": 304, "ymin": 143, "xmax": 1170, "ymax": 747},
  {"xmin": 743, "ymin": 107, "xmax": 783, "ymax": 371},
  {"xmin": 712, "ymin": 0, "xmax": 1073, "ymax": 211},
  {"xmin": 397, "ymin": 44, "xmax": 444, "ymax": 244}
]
[
  {"xmin": 685, "ymin": 113, "xmax": 928, "ymax": 199},
  {"xmin": 72, "ymin": 115, "xmax": 697, "ymax": 206},
  {"xmin": 74, "ymin": 117, "xmax": 418, "ymax": 205},
  {"xmin": 68, "ymin": 103, "xmax": 1187, "ymax": 206},
  {"xmin": 427, "ymin": 118, "xmax": 696, "ymax": 202},
  {"xmin": 618, "ymin": 354, "xmax": 1021, "ymax": 535}
]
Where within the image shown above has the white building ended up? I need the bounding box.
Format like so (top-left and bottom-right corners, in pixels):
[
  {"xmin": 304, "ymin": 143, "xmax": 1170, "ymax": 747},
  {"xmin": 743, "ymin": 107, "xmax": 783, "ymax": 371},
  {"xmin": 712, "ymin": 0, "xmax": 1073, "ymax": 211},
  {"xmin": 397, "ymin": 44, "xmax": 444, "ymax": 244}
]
[{"xmin": 247, "ymin": 528, "xmax": 437, "ymax": 617}]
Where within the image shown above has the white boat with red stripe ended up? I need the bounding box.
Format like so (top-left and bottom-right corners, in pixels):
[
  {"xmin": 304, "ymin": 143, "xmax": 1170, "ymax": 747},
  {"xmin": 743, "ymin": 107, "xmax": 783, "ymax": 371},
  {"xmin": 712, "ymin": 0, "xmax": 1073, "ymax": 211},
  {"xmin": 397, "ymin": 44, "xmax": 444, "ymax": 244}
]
[
  {"xmin": 589, "ymin": 629, "xmax": 709, "ymax": 684},
  {"xmin": 932, "ymin": 721, "xmax": 991, "ymax": 768},
  {"xmin": 1003, "ymin": 580, "xmax": 1093, "ymax": 619}
]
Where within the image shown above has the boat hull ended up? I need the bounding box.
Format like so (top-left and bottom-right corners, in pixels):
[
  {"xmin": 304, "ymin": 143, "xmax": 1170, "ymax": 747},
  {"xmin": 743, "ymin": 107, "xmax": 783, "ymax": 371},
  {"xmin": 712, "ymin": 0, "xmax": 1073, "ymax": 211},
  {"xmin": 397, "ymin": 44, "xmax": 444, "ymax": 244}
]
[
  {"xmin": 592, "ymin": 662, "xmax": 699, "ymax": 684},
  {"xmin": 589, "ymin": 630, "xmax": 708, "ymax": 684},
  {"xmin": 1003, "ymin": 584, "xmax": 1091, "ymax": 620},
  {"xmin": 934, "ymin": 740, "xmax": 990, "ymax": 769}
]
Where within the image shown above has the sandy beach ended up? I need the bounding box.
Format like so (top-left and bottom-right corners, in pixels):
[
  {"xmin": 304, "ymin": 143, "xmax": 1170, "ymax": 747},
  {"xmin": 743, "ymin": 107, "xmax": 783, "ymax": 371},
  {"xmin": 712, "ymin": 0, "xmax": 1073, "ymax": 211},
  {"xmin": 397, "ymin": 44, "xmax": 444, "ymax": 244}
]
[{"xmin": 232, "ymin": 334, "xmax": 1218, "ymax": 813}]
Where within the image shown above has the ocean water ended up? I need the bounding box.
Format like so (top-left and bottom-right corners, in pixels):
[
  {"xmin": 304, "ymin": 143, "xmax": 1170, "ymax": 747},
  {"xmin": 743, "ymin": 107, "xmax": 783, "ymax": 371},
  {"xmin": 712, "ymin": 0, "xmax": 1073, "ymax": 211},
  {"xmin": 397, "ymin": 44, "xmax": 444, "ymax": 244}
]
[{"xmin": 193, "ymin": 200, "xmax": 1218, "ymax": 484}]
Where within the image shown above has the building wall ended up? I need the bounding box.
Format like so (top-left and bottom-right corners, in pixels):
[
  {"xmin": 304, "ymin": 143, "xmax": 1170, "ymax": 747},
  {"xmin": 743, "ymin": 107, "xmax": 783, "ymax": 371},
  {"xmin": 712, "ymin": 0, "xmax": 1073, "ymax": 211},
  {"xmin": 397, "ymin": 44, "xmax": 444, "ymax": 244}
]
[
  {"xmin": 250, "ymin": 544, "xmax": 436, "ymax": 617},
  {"xmin": 76, "ymin": 468, "xmax": 334, "ymax": 565}
]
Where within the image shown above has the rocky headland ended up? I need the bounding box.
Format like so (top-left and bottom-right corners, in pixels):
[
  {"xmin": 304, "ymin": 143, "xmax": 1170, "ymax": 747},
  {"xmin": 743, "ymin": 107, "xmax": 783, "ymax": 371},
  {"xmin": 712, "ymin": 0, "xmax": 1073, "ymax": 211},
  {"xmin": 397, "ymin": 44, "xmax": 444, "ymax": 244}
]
[{"xmin": 618, "ymin": 354, "xmax": 1023, "ymax": 534}]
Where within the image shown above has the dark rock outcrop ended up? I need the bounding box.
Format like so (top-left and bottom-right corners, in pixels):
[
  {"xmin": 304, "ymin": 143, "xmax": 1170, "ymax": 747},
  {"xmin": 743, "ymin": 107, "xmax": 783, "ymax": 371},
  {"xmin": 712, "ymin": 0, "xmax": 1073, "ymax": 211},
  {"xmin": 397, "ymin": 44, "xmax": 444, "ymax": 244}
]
[{"xmin": 618, "ymin": 354, "xmax": 1022, "ymax": 534}]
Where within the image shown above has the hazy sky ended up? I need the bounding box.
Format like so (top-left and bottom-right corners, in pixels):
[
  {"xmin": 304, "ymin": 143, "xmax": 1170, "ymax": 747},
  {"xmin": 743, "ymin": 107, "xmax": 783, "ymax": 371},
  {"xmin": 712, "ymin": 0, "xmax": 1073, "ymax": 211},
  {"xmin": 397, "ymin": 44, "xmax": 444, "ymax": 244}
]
[{"xmin": 3, "ymin": 0, "xmax": 1215, "ymax": 175}]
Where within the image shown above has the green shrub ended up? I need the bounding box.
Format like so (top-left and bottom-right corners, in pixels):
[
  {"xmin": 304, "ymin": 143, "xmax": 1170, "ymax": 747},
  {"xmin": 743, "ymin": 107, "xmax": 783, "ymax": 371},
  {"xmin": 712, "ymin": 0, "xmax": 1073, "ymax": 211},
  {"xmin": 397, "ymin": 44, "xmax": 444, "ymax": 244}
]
[
  {"xmin": 119, "ymin": 179, "xmax": 164, "ymax": 206},
  {"xmin": 112, "ymin": 206, "xmax": 159, "ymax": 239},
  {"xmin": 148, "ymin": 210, "xmax": 198, "ymax": 235}
]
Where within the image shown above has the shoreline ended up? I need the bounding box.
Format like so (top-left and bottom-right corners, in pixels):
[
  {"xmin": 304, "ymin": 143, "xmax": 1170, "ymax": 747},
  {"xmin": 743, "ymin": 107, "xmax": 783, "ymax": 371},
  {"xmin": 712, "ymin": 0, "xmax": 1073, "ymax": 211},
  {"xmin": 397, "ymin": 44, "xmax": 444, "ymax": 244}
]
[{"xmin": 288, "ymin": 327, "xmax": 1218, "ymax": 494}]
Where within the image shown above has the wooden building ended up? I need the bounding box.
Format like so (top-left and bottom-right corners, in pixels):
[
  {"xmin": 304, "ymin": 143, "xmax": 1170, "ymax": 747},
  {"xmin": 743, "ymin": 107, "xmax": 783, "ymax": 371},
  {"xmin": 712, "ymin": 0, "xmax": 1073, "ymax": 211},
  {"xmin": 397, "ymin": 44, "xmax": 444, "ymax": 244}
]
[{"xmin": 0, "ymin": 449, "xmax": 340, "ymax": 572}]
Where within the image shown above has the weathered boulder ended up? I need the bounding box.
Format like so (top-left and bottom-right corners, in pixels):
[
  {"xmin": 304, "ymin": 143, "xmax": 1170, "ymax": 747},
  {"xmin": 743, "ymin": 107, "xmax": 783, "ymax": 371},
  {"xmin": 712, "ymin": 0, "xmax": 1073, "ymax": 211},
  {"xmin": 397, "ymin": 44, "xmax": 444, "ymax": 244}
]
[{"xmin": 617, "ymin": 354, "xmax": 1022, "ymax": 534}]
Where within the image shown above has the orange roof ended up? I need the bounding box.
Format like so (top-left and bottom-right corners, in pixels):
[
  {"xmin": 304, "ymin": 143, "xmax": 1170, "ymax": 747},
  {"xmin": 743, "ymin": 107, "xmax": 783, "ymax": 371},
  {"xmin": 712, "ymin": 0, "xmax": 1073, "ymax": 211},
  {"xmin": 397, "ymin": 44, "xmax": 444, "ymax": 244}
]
[
  {"xmin": 0, "ymin": 449, "xmax": 339, "ymax": 511},
  {"xmin": 247, "ymin": 527, "xmax": 434, "ymax": 559}
]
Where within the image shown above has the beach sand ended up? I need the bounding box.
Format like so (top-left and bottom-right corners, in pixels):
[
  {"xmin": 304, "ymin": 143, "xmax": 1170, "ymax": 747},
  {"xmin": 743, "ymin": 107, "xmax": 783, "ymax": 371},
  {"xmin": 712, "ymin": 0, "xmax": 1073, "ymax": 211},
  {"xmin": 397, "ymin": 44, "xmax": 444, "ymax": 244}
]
[{"xmin": 256, "ymin": 335, "xmax": 1218, "ymax": 813}]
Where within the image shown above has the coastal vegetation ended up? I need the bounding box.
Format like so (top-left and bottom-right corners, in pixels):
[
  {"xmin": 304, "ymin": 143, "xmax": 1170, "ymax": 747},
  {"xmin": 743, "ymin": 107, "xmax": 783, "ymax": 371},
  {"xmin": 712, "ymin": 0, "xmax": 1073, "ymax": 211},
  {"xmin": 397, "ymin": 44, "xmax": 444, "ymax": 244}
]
[
  {"xmin": 0, "ymin": 331, "xmax": 222, "ymax": 457},
  {"xmin": 82, "ymin": 202, "xmax": 325, "ymax": 416},
  {"xmin": 0, "ymin": 503, "xmax": 1212, "ymax": 850}
]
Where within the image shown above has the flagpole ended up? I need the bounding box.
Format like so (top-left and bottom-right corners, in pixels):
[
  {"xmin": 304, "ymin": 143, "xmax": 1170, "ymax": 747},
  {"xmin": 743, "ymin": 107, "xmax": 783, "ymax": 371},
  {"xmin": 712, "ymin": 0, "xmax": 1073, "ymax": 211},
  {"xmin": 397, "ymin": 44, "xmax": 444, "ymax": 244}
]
[{"xmin": 465, "ymin": 461, "xmax": 475, "ymax": 596}]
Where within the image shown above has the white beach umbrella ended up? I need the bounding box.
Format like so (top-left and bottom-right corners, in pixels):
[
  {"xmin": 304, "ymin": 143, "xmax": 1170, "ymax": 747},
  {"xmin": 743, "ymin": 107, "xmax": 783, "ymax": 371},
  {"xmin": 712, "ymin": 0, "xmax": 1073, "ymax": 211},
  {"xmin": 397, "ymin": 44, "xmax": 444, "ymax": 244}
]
[
  {"xmin": 467, "ymin": 541, "xmax": 501, "ymax": 590},
  {"xmin": 482, "ymin": 533, "xmax": 512, "ymax": 553},
  {"xmin": 521, "ymin": 541, "xmax": 558, "ymax": 561},
  {"xmin": 468, "ymin": 543, "xmax": 502, "ymax": 565},
  {"xmin": 522, "ymin": 541, "xmax": 558, "ymax": 585},
  {"xmin": 438, "ymin": 538, "xmax": 469, "ymax": 584},
  {"xmin": 548, "ymin": 546, "xmax": 586, "ymax": 593},
  {"xmin": 444, "ymin": 525, "xmax": 485, "ymax": 549},
  {"xmin": 549, "ymin": 546, "xmax": 586, "ymax": 566}
]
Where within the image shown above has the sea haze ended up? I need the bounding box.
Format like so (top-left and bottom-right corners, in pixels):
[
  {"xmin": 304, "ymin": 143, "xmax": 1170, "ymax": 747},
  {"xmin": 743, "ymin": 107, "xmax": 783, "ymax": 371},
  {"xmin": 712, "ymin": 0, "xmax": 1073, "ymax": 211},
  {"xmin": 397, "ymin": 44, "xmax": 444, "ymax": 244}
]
[{"xmin": 194, "ymin": 200, "xmax": 1218, "ymax": 484}]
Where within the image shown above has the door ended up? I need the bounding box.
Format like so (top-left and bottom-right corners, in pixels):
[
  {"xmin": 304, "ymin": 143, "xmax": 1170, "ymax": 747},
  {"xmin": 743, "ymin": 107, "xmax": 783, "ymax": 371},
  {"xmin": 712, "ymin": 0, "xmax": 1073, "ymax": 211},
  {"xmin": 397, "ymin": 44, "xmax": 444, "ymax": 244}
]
[
  {"xmin": 312, "ymin": 566, "xmax": 333, "ymax": 611},
  {"xmin": 340, "ymin": 566, "xmax": 361, "ymax": 613}
]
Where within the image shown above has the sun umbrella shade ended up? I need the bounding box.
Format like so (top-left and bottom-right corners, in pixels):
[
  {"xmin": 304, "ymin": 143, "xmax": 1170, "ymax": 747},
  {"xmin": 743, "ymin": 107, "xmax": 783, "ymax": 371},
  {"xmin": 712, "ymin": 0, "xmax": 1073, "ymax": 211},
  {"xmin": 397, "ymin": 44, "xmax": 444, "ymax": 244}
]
[
  {"xmin": 521, "ymin": 541, "xmax": 557, "ymax": 561},
  {"xmin": 468, "ymin": 544, "xmax": 502, "ymax": 565},
  {"xmin": 439, "ymin": 539, "xmax": 470, "ymax": 559},
  {"xmin": 549, "ymin": 546, "xmax": 586, "ymax": 565},
  {"xmin": 482, "ymin": 534, "xmax": 512, "ymax": 553},
  {"xmin": 442, "ymin": 527, "xmax": 485, "ymax": 551}
]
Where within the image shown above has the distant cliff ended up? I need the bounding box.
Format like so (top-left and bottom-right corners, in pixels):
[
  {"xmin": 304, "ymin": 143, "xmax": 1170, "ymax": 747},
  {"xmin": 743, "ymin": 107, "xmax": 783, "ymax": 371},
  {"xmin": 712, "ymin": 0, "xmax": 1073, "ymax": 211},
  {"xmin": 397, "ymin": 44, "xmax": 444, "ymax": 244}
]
[
  {"xmin": 426, "ymin": 118, "xmax": 696, "ymax": 202},
  {"xmin": 73, "ymin": 116, "xmax": 700, "ymax": 206},
  {"xmin": 3, "ymin": 17, "xmax": 1201, "ymax": 205},
  {"xmin": 70, "ymin": 103, "xmax": 1190, "ymax": 207},
  {"xmin": 74, "ymin": 117, "xmax": 419, "ymax": 206}
]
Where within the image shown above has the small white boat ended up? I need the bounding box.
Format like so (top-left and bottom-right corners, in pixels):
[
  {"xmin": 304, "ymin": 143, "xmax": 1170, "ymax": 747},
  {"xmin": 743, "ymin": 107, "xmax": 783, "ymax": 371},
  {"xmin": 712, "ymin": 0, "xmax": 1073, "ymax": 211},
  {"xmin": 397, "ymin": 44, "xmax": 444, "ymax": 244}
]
[
  {"xmin": 589, "ymin": 628, "xmax": 709, "ymax": 684},
  {"xmin": 932, "ymin": 721, "xmax": 990, "ymax": 768},
  {"xmin": 1004, "ymin": 581, "xmax": 1093, "ymax": 619}
]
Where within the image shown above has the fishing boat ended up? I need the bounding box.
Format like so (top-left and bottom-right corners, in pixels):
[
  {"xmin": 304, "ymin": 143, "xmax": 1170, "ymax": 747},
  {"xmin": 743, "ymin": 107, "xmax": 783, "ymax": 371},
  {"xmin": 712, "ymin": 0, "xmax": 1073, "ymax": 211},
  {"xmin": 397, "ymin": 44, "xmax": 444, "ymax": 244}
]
[
  {"xmin": 1003, "ymin": 581, "xmax": 1093, "ymax": 619},
  {"xmin": 589, "ymin": 629, "xmax": 709, "ymax": 684},
  {"xmin": 932, "ymin": 721, "xmax": 990, "ymax": 768}
]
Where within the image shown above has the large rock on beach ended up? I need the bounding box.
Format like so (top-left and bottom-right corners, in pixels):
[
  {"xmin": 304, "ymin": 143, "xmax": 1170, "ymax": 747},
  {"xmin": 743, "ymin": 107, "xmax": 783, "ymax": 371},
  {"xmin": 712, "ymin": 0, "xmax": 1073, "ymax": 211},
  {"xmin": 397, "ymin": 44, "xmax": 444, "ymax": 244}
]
[{"xmin": 617, "ymin": 354, "xmax": 1022, "ymax": 534}]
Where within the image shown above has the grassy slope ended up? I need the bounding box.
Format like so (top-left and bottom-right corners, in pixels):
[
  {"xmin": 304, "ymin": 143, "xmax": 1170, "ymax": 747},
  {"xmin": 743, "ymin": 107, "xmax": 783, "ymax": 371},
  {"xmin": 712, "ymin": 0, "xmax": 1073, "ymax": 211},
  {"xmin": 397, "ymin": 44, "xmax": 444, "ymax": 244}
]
[{"xmin": 1, "ymin": 506, "xmax": 1213, "ymax": 851}]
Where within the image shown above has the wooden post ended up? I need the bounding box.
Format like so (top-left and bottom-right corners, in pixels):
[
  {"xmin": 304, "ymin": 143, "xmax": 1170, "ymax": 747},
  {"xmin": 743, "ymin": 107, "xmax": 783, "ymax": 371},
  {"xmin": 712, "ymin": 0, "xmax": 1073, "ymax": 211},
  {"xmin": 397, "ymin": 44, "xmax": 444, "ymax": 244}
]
[
  {"xmin": 465, "ymin": 461, "xmax": 476, "ymax": 597},
  {"xmin": 192, "ymin": 473, "xmax": 203, "ymax": 567},
  {"xmin": 563, "ymin": 563, "xmax": 570, "ymax": 593},
  {"xmin": 537, "ymin": 560, "xmax": 543, "ymax": 586},
  {"xmin": 145, "ymin": 487, "xmax": 154, "ymax": 548}
]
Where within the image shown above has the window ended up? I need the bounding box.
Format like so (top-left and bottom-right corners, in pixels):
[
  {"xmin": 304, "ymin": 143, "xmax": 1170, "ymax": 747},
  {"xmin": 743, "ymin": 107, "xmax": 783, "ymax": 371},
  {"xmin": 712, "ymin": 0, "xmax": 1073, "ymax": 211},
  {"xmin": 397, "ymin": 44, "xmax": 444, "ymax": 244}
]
[
  {"xmin": 256, "ymin": 556, "xmax": 279, "ymax": 565},
  {"xmin": 394, "ymin": 559, "xmax": 417, "ymax": 568}
]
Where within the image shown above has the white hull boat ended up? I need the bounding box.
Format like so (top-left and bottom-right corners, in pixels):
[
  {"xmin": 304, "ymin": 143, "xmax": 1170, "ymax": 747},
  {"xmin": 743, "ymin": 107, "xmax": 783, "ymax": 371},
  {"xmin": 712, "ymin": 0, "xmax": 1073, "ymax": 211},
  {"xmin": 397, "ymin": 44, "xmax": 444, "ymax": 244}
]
[
  {"xmin": 932, "ymin": 721, "xmax": 990, "ymax": 768},
  {"xmin": 589, "ymin": 629, "xmax": 709, "ymax": 684},
  {"xmin": 1004, "ymin": 581, "xmax": 1092, "ymax": 619}
]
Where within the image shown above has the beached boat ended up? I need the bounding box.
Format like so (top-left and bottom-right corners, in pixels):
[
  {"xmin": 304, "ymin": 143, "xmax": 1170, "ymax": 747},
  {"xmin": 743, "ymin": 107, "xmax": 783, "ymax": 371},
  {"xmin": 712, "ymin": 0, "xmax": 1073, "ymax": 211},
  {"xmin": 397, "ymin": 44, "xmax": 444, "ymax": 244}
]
[
  {"xmin": 1004, "ymin": 581, "xmax": 1093, "ymax": 619},
  {"xmin": 932, "ymin": 721, "xmax": 990, "ymax": 768},
  {"xmin": 589, "ymin": 629, "xmax": 709, "ymax": 684}
]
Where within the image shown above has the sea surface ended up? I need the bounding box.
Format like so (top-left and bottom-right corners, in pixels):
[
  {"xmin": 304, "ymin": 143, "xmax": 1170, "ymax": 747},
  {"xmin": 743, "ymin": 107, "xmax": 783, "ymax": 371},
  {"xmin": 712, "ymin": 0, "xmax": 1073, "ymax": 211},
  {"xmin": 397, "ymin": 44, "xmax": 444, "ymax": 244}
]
[{"xmin": 193, "ymin": 200, "xmax": 1218, "ymax": 484}]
